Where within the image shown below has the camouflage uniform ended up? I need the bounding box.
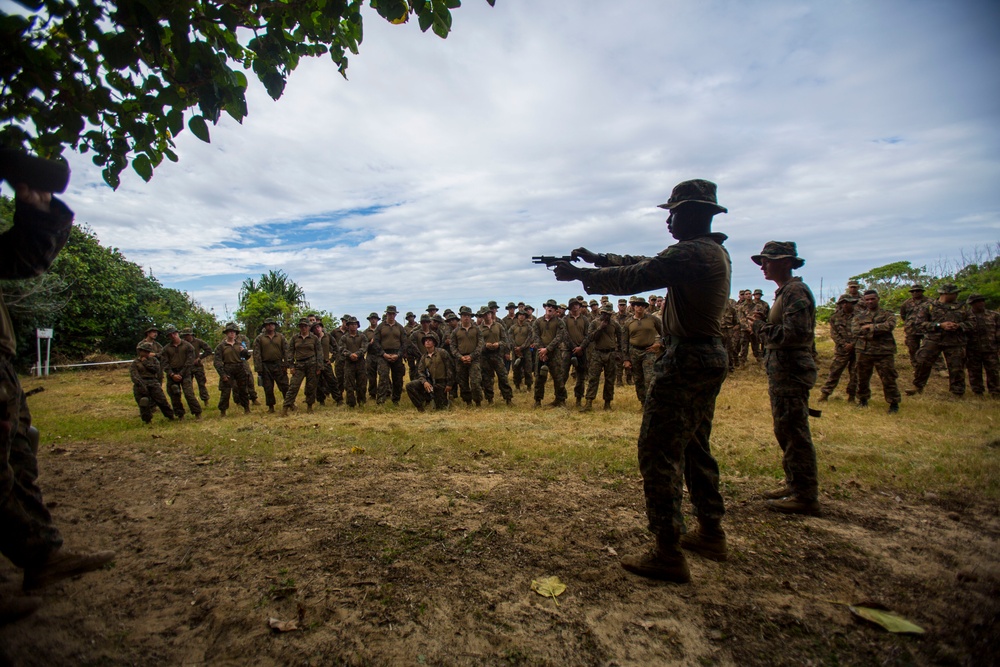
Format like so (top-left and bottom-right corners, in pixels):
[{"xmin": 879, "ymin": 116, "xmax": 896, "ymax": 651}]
[
  {"xmin": 623, "ymin": 311, "xmax": 664, "ymax": 404},
  {"xmin": 719, "ymin": 298, "xmax": 740, "ymax": 372},
  {"xmin": 735, "ymin": 293, "xmax": 753, "ymax": 367},
  {"xmin": 899, "ymin": 289, "xmax": 930, "ymax": 367},
  {"xmin": 406, "ymin": 345, "xmax": 455, "ymax": 411},
  {"xmin": 748, "ymin": 292, "xmax": 770, "ymax": 362},
  {"xmin": 284, "ymin": 327, "xmax": 323, "ymax": 409},
  {"xmin": 236, "ymin": 332, "xmax": 258, "ymax": 404},
  {"xmin": 338, "ymin": 324, "xmax": 369, "ymax": 407},
  {"xmin": 480, "ymin": 318, "xmax": 513, "ymax": 404},
  {"xmin": 965, "ymin": 299, "xmax": 1000, "ymax": 396},
  {"xmin": 531, "ymin": 307, "xmax": 568, "ymax": 405},
  {"xmin": 252, "ymin": 328, "xmax": 289, "ymax": 408},
  {"xmin": 183, "ymin": 332, "xmax": 213, "ymax": 403},
  {"xmin": 753, "ymin": 276, "xmax": 819, "ymax": 503},
  {"xmin": 563, "ymin": 307, "xmax": 590, "ymax": 403},
  {"xmin": 819, "ymin": 300, "xmax": 859, "ymax": 400},
  {"xmin": 451, "ymin": 312, "xmax": 485, "ymax": 405},
  {"xmin": 508, "ymin": 315, "xmax": 535, "ymax": 391},
  {"xmin": 613, "ymin": 301, "xmax": 631, "ymax": 385},
  {"xmin": 159, "ymin": 335, "xmax": 202, "ymax": 418},
  {"xmin": 130, "ymin": 349, "xmax": 174, "ymax": 422},
  {"xmin": 851, "ymin": 302, "xmax": 901, "ymax": 406},
  {"xmin": 575, "ymin": 225, "xmax": 731, "ymax": 541},
  {"xmin": 328, "ymin": 325, "xmax": 345, "ymax": 404},
  {"xmin": 373, "ymin": 311, "xmax": 409, "ymax": 405},
  {"xmin": 911, "ymin": 293, "xmax": 971, "ymax": 395},
  {"xmin": 214, "ymin": 335, "xmax": 251, "ymax": 413},
  {"xmin": 313, "ymin": 327, "xmax": 337, "ymax": 406},
  {"xmin": 363, "ymin": 317, "xmax": 380, "ymax": 400},
  {"xmin": 583, "ymin": 308, "xmax": 622, "ymax": 406}
]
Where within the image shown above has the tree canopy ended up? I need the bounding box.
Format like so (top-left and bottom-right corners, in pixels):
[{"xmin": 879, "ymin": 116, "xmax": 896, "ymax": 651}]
[{"xmin": 0, "ymin": 0, "xmax": 493, "ymax": 188}]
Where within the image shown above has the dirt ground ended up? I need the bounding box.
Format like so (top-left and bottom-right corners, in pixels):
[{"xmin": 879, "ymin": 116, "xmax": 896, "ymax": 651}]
[{"xmin": 1, "ymin": 435, "xmax": 999, "ymax": 666}]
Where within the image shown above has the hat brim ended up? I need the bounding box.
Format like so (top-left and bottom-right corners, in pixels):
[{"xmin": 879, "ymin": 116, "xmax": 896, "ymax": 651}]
[
  {"xmin": 657, "ymin": 199, "xmax": 728, "ymax": 214},
  {"xmin": 751, "ymin": 254, "xmax": 805, "ymax": 269}
]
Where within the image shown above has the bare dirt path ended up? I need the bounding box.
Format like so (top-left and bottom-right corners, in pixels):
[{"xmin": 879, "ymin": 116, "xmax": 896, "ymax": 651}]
[{"xmin": 2, "ymin": 439, "xmax": 998, "ymax": 666}]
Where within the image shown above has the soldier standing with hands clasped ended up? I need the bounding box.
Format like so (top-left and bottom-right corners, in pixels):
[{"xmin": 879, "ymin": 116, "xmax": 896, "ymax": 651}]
[{"xmin": 552, "ymin": 179, "xmax": 732, "ymax": 584}]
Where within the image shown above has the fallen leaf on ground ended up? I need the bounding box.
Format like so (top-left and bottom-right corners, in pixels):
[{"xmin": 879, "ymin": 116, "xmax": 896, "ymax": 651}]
[
  {"xmin": 267, "ymin": 617, "xmax": 299, "ymax": 632},
  {"xmin": 848, "ymin": 605, "xmax": 925, "ymax": 634},
  {"xmin": 531, "ymin": 576, "xmax": 566, "ymax": 608}
]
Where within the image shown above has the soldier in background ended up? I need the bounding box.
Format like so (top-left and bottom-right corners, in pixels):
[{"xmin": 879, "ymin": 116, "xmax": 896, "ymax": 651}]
[
  {"xmin": 158, "ymin": 325, "xmax": 202, "ymax": 420},
  {"xmin": 338, "ymin": 317, "xmax": 369, "ymax": 408},
  {"xmin": 181, "ymin": 328, "xmax": 212, "ymax": 404},
  {"xmin": 311, "ymin": 320, "xmax": 336, "ymax": 407},
  {"xmin": 751, "ymin": 242, "xmax": 820, "ymax": 515},
  {"xmin": 964, "ymin": 294, "xmax": 999, "ymax": 397},
  {"xmin": 363, "ymin": 312, "xmax": 380, "ymax": 402},
  {"xmin": 214, "ymin": 322, "xmax": 251, "ymax": 416},
  {"xmin": 613, "ymin": 298, "xmax": 631, "ymax": 386},
  {"xmin": 130, "ymin": 341, "xmax": 174, "ymax": 423},
  {"xmin": 283, "ymin": 318, "xmax": 322, "ymax": 415},
  {"xmin": 564, "ymin": 298, "xmax": 590, "ymax": 407},
  {"xmin": 138, "ymin": 325, "xmax": 162, "ymax": 358},
  {"xmin": 623, "ymin": 297, "xmax": 663, "ymax": 405},
  {"xmin": 406, "ymin": 333, "xmax": 454, "ymax": 412},
  {"xmin": 907, "ymin": 284, "xmax": 971, "ymax": 397},
  {"xmin": 252, "ymin": 318, "xmax": 288, "ymax": 413},
  {"xmin": 509, "ymin": 310, "xmax": 535, "ymax": 392},
  {"xmin": 501, "ymin": 302, "xmax": 518, "ymax": 329},
  {"xmin": 451, "ymin": 306, "xmax": 485, "ymax": 406},
  {"xmin": 479, "ymin": 308, "xmax": 513, "ymax": 406},
  {"xmin": 845, "ymin": 280, "xmax": 863, "ymax": 302},
  {"xmin": 531, "ymin": 299, "xmax": 568, "ymax": 408},
  {"xmin": 373, "ymin": 306, "xmax": 409, "ymax": 405},
  {"xmin": 748, "ymin": 288, "xmax": 770, "ymax": 363},
  {"xmin": 581, "ymin": 303, "xmax": 622, "ymax": 411},
  {"xmin": 851, "ymin": 291, "xmax": 901, "ymax": 413},
  {"xmin": 720, "ymin": 296, "xmax": 739, "ymax": 372},
  {"xmin": 818, "ymin": 295, "xmax": 859, "ymax": 403},
  {"xmin": 899, "ymin": 284, "xmax": 931, "ymax": 367},
  {"xmin": 734, "ymin": 290, "xmax": 752, "ymax": 367}
]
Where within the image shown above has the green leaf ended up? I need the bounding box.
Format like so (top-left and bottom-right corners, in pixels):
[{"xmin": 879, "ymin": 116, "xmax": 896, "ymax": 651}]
[
  {"xmin": 132, "ymin": 153, "xmax": 153, "ymax": 181},
  {"xmin": 530, "ymin": 576, "xmax": 566, "ymax": 608},
  {"xmin": 188, "ymin": 115, "xmax": 211, "ymax": 143},
  {"xmin": 848, "ymin": 606, "xmax": 925, "ymax": 634}
]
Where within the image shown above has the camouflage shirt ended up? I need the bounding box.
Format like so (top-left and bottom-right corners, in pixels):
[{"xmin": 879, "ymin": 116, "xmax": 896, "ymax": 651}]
[
  {"xmin": 159, "ymin": 339, "xmax": 197, "ymax": 376},
  {"xmin": 850, "ymin": 306, "xmax": 897, "ymax": 355},
  {"xmin": 753, "ymin": 277, "xmax": 817, "ymax": 393},
  {"xmin": 899, "ymin": 296, "xmax": 931, "ymax": 333},
  {"xmin": 966, "ymin": 309, "xmax": 1000, "ymax": 354},
  {"xmin": 915, "ymin": 300, "xmax": 971, "ymax": 346},
  {"xmin": 827, "ymin": 307, "xmax": 856, "ymax": 352}
]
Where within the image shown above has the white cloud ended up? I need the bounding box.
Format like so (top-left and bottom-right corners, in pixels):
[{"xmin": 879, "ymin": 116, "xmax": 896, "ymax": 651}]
[{"xmin": 45, "ymin": 0, "xmax": 1000, "ymax": 317}]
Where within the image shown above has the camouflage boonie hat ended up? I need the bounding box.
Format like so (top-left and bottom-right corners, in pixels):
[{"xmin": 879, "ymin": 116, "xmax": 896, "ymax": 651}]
[
  {"xmin": 224, "ymin": 322, "xmax": 240, "ymax": 333},
  {"xmin": 427, "ymin": 304, "xmax": 438, "ymax": 312},
  {"xmin": 599, "ymin": 303, "xmax": 614, "ymax": 314},
  {"xmin": 506, "ymin": 302, "xmax": 516, "ymax": 309},
  {"xmin": 420, "ymin": 313, "xmax": 432, "ymax": 323},
  {"xmin": 847, "ymin": 280, "xmax": 860, "ymax": 288},
  {"xmin": 145, "ymin": 325, "xmax": 160, "ymax": 334},
  {"xmin": 432, "ymin": 314, "xmax": 445, "ymax": 324},
  {"xmin": 908, "ymin": 284, "xmax": 925, "ymax": 292},
  {"xmin": 589, "ymin": 299, "xmax": 599, "ymax": 306},
  {"xmin": 162, "ymin": 325, "xmax": 178, "ymax": 335},
  {"xmin": 297, "ymin": 317, "xmax": 311, "ymax": 326},
  {"xmin": 836, "ymin": 294, "xmax": 853, "ymax": 304},
  {"xmin": 967, "ymin": 293, "xmax": 986, "ymax": 304},
  {"xmin": 751, "ymin": 241, "xmax": 805, "ymax": 269},
  {"xmin": 567, "ymin": 298, "xmax": 581, "ymax": 308},
  {"xmin": 558, "ymin": 303, "xmax": 568, "ymax": 310},
  {"xmin": 421, "ymin": 332, "xmax": 439, "ymax": 345},
  {"xmin": 406, "ymin": 311, "xmax": 416, "ymax": 319},
  {"xmin": 633, "ymin": 297, "xmax": 649, "ymax": 307},
  {"xmin": 385, "ymin": 305, "xmax": 398, "ymax": 314},
  {"xmin": 311, "ymin": 318, "xmax": 325, "ymax": 329},
  {"xmin": 459, "ymin": 306, "xmax": 473, "ymax": 316},
  {"xmin": 516, "ymin": 310, "xmax": 528, "ymax": 317},
  {"xmin": 488, "ymin": 300, "xmax": 499, "ymax": 309},
  {"xmin": 618, "ymin": 298, "xmax": 627, "ymax": 304},
  {"xmin": 657, "ymin": 179, "xmax": 727, "ymax": 214},
  {"xmin": 753, "ymin": 289, "xmax": 763, "ymax": 296},
  {"xmin": 937, "ymin": 283, "xmax": 959, "ymax": 294},
  {"xmin": 180, "ymin": 328, "xmax": 193, "ymax": 336},
  {"xmin": 263, "ymin": 317, "xmax": 278, "ymax": 325},
  {"xmin": 544, "ymin": 299, "xmax": 558, "ymax": 309},
  {"xmin": 137, "ymin": 341, "xmax": 155, "ymax": 352},
  {"xmin": 476, "ymin": 307, "xmax": 488, "ymax": 317},
  {"xmin": 345, "ymin": 316, "xmax": 360, "ymax": 325},
  {"xmin": 367, "ymin": 312, "xmax": 380, "ymax": 320},
  {"xmin": 444, "ymin": 311, "xmax": 459, "ymax": 321},
  {"xmin": 524, "ymin": 304, "xmax": 534, "ymax": 311}
]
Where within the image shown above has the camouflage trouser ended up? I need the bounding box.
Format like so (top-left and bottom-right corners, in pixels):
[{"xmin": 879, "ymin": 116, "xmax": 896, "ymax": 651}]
[
  {"xmin": 966, "ymin": 349, "xmax": 1000, "ymax": 396},
  {"xmin": 0, "ymin": 355, "xmax": 63, "ymax": 568},
  {"xmin": 455, "ymin": 358, "xmax": 484, "ymax": 405},
  {"xmin": 242, "ymin": 360, "xmax": 257, "ymax": 401},
  {"xmin": 533, "ymin": 350, "xmax": 564, "ymax": 403},
  {"xmin": 904, "ymin": 332, "xmax": 922, "ymax": 368},
  {"xmin": 165, "ymin": 373, "xmax": 202, "ymax": 418},
  {"xmin": 856, "ymin": 353, "xmax": 900, "ymax": 404},
  {"xmin": 406, "ymin": 380, "xmax": 449, "ymax": 410},
  {"xmin": 481, "ymin": 351, "xmax": 513, "ymax": 402},
  {"xmin": 191, "ymin": 362, "xmax": 210, "ymax": 402},
  {"xmin": 562, "ymin": 350, "xmax": 587, "ymax": 400},
  {"xmin": 316, "ymin": 362, "xmax": 337, "ymax": 404},
  {"xmin": 366, "ymin": 353, "xmax": 379, "ymax": 400},
  {"xmin": 637, "ymin": 342, "xmax": 728, "ymax": 541},
  {"xmin": 750, "ymin": 331, "xmax": 764, "ymax": 362},
  {"xmin": 768, "ymin": 389, "xmax": 818, "ymax": 501},
  {"xmin": 512, "ymin": 348, "xmax": 533, "ymax": 390},
  {"xmin": 820, "ymin": 348, "xmax": 858, "ymax": 398},
  {"xmin": 344, "ymin": 359, "xmax": 366, "ymax": 407},
  {"xmin": 377, "ymin": 354, "xmax": 406, "ymax": 404},
  {"xmin": 629, "ymin": 348, "xmax": 658, "ymax": 405},
  {"xmin": 736, "ymin": 329, "xmax": 751, "ymax": 366},
  {"xmin": 585, "ymin": 348, "xmax": 617, "ymax": 402},
  {"xmin": 912, "ymin": 342, "xmax": 966, "ymax": 395},
  {"xmin": 553, "ymin": 349, "xmax": 569, "ymax": 402},
  {"xmin": 334, "ymin": 357, "xmax": 346, "ymax": 403},
  {"xmin": 133, "ymin": 380, "xmax": 174, "ymax": 422},
  {"xmin": 285, "ymin": 362, "xmax": 318, "ymax": 408},
  {"xmin": 259, "ymin": 361, "xmax": 289, "ymax": 407},
  {"xmin": 219, "ymin": 362, "xmax": 249, "ymax": 412}
]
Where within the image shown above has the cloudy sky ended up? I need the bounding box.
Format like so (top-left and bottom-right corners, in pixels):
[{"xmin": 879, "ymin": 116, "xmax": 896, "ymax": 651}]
[{"xmin": 21, "ymin": 1, "xmax": 1000, "ymax": 320}]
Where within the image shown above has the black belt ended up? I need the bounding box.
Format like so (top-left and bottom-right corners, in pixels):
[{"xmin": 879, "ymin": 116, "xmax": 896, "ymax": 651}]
[
  {"xmin": 665, "ymin": 335, "xmax": 723, "ymax": 346},
  {"xmin": 382, "ymin": 348, "xmax": 400, "ymax": 354},
  {"xmin": 631, "ymin": 344, "xmax": 652, "ymax": 351},
  {"xmin": 595, "ymin": 348, "xmax": 615, "ymax": 352}
]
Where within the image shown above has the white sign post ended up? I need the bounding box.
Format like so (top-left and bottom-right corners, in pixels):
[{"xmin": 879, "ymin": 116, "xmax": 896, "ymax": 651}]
[{"xmin": 36, "ymin": 328, "xmax": 53, "ymax": 377}]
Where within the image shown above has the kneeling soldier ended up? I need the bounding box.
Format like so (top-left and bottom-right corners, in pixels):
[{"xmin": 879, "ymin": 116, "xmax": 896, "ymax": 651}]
[{"xmin": 406, "ymin": 334, "xmax": 454, "ymax": 411}]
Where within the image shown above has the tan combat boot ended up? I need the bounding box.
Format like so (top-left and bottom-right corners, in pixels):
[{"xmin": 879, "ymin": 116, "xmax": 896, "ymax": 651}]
[
  {"xmin": 620, "ymin": 535, "xmax": 690, "ymax": 583},
  {"xmin": 579, "ymin": 399, "xmax": 593, "ymax": 413},
  {"xmin": 679, "ymin": 521, "xmax": 728, "ymax": 562}
]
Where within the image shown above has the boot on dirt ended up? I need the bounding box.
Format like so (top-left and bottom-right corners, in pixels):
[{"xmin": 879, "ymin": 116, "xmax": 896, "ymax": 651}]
[
  {"xmin": 534, "ymin": 400, "xmax": 542, "ymax": 409},
  {"xmin": 22, "ymin": 549, "xmax": 116, "ymax": 591},
  {"xmin": 575, "ymin": 397, "xmax": 582, "ymax": 407},
  {"xmin": 857, "ymin": 399, "xmax": 869, "ymax": 408},
  {"xmin": 243, "ymin": 406, "xmax": 250, "ymax": 414},
  {"xmin": 0, "ymin": 595, "xmax": 43, "ymax": 625},
  {"xmin": 306, "ymin": 404, "xmax": 313, "ymax": 414},
  {"xmin": 505, "ymin": 398, "xmax": 513, "ymax": 407},
  {"xmin": 767, "ymin": 496, "xmax": 820, "ymax": 516},
  {"xmin": 887, "ymin": 402, "xmax": 900, "ymax": 414},
  {"xmin": 679, "ymin": 522, "xmax": 728, "ymax": 562},
  {"xmin": 904, "ymin": 387, "xmax": 922, "ymax": 396},
  {"xmin": 268, "ymin": 406, "xmax": 275, "ymax": 413},
  {"xmin": 603, "ymin": 400, "xmax": 612, "ymax": 411},
  {"xmin": 219, "ymin": 409, "xmax": 226, "ymax": 417},
  {"xmin": 579, "ymin": 399, "xmax": 593, "ymax": 413},
  {"xmin": 761, "ymin": 485, "xmax": 791, "ymax": 500},
  {"xmin": 620, "ymin": 536, "xmax": 690, "ymax": 583},
  {"xmin": 281, "ymin": 406, "xmax": 289, "ymax": 417}
]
